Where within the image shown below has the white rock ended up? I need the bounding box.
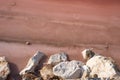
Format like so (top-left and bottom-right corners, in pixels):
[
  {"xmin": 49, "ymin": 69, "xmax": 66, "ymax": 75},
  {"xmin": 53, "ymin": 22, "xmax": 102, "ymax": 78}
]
[
  {"xmin": 81, "ymin": 49, "xmax": 95, "ymax": 60},
  {"xmin": 86, "ymin": 55, "xmax": 118, "ymax": 78},
  {"xmin": 20, "ymin": 51, "xmax": 45, "ymax": 76},
  {"xmin": 47, "ymin": 52, "xmax": 68, "ymax": 65},
  {"xmin": 53, "ymin": 60, "xmax": 85, "ymax": 79},
  {"xmin": 0, "ymin": 56, "xmax": 10, "ymax": 80}
]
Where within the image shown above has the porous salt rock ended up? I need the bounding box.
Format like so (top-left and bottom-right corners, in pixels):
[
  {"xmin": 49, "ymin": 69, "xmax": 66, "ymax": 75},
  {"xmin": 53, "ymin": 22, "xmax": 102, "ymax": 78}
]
[
  {"xmin": 0, "ymin": 56, "xmax": 10, "ymax": 80},
  {"xmin": 81, "ymin": 49, "xmax": 120, "ymax": 79},
  {"xmin": 53, "ymin": 60, "xmax": 85, "ymax": 79},
  {"xmin": 20, "ymin": 51, "xmax": 45, "ymax": 79},
  {"xmin": 86, "ymin": 55, "xmax": 118, "ymax": 78},
  {"xmin": 47, "ymin": 52, "xmax": 68, "ymax": 65}
]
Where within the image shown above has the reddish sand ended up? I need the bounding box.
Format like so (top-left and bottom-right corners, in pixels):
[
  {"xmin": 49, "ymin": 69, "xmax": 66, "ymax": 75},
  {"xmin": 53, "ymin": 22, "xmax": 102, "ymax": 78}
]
[{"xmin": 0, "ymin": 0, "xmax": 120, "ymax": 80}]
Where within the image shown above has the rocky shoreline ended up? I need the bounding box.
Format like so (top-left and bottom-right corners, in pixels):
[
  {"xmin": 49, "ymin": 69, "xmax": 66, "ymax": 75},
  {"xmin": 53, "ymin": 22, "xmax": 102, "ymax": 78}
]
[{"xmin": 1, "ymin": 49, "xmax": 120, "ymax": 80}]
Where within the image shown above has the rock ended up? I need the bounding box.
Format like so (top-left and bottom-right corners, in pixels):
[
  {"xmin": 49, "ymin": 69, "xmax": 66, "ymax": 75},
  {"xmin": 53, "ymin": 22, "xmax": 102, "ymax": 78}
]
[
  {"xmin": 47, "ymin": 52, "xmax": 68, "ymax": 65},
  {"xmin": 40, "ymin": 64, "xmax": 63, "ymax": 80},
  {"xmin": 21, "ymin": 72, "xmax": 38, "ymax": 80},
  {"xmin": 81, "ymin": 65, "xmax": 91, "ymax": 79},
  {"xmin": 81, "ymin": 49, "xmax": 95, "ymax": 60},
  {"xmin": 86, "ymin": 55, "xmax": 118, "ymax": 78},
  {"xmin": 111, "ymin": 74, "xmax": 120, "ymax": 80},
  {"xmin": 81, "ymin": 49, "xmax": 120, "ymax": 79},
  {"xmin": 25, "ymin": 41, "xmax": 31, "ymax": 45},
  {"xmin": 21, "ymin": 72, "xmax": 42, "ymax": 80},
  {"xmin": 64, "ymin": 79, "xmax": 80, "ymax": 80},
  {"xmin": 20, "ymin": 51, "xmax": 45, "ymax": 79},
  {"xmin": 40, "ymin": 64, "xmax": 54, "ymax": 80},
  {"xmin": 0, "ymin": 56, "xmax": 10, "ymax": 80},
  {"xmin": 53, "ymin": 60, "xmax": 85, "ymax": 79},
  {"xmin": 34, "ymin": 77, "xmax": 42, "ymax": 80}
]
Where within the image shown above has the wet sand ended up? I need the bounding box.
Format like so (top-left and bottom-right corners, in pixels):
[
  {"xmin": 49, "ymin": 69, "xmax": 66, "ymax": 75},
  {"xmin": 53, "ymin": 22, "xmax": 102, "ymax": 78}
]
[{"xmin": 0, "ymin": 0, "xmax": 120, "ymax": 80}]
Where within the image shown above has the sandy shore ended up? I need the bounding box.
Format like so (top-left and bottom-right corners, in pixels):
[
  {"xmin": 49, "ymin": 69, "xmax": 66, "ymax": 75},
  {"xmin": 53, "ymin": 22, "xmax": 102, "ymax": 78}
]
[
  {"xmin": 0, "ymin": 41, "xmax": 120, "ymax": 80},
  {"xmin": 0, "ymin": 0, "xmax": 120, "ymax": 80}
]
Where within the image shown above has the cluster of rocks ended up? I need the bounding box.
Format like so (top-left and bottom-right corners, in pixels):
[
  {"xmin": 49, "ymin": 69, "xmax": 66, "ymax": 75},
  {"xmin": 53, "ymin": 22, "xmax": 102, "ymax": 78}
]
[
  {"xmin": 19, "ymin": 49, "xmax": 120, "ymax": 80},
  {"xmin": 0, "ymin": 49, "xmax": 120, "ymax": 80}
]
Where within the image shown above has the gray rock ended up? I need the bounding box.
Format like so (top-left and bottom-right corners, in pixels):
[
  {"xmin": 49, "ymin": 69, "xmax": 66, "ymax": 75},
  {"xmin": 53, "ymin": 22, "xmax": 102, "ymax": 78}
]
[
  {"xmin": 20, "ymin": 51, "xmax": 45, "ymax": 77},
  {"xmin": 0, "ymin": 56, "xmax": 10, "ymax": 80},
  {"xmin": 53, "ymin": 60, "xmax": 85, "ymax": 79},
  {"xmin": 47, "ymin": 52, "xmax": 68, "ymax": 65}
]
